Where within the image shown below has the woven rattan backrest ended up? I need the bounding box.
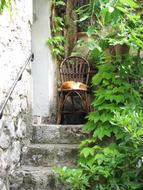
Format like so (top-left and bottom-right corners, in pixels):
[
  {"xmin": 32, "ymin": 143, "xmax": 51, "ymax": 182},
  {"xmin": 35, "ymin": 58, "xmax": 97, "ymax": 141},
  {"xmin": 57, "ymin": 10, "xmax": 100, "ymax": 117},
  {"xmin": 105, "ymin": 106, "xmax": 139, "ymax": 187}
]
[{"xmin": 60, "ymin": 56, "xmax": 90, "ymax": 85}]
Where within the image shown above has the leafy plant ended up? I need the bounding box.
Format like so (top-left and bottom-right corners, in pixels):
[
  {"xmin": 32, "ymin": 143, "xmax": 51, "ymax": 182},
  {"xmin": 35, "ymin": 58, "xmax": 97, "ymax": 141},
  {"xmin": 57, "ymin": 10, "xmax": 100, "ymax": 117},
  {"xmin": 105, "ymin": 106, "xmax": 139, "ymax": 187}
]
[
  {"xmin": 0, "ymin": 0, "xmax": 12, "ymax": 13},
  {"xmin": 47, "ymin": 0, "xmax": 65, "ymax": 58},
  {"xmin": 54, "ymin": 0, "xmax": 143, "ymax": 189},
  {"xmin": 47, "ymin": 33, "xmax": 65, "ymax": 57},
  {"xmin": 54, "ymin": 166, "xmax": 89, "ymax": 190}
]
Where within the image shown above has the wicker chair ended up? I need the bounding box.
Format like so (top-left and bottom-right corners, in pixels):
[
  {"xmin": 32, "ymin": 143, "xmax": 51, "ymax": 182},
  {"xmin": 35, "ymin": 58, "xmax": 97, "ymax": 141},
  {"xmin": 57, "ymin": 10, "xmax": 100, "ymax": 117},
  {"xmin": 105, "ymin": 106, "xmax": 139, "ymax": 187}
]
[{"xmin": 57, "ymin": 56, "xmax": 90, "ymax": 124}]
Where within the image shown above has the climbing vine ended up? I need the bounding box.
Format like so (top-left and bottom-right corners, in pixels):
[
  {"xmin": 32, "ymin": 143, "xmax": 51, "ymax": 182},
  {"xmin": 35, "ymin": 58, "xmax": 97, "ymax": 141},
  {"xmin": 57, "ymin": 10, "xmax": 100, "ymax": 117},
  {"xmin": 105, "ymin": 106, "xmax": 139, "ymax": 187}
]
[
  {"xmin": 48, "ymin": 0, "xmax": 89, "ymax": 59},
  {"xmin": 47, "ymin": 0, "xmax": 65, "ymax": 58},
  {"xmin": 55, "ymin": 0, "xmax": 143, "ymax": 189}
]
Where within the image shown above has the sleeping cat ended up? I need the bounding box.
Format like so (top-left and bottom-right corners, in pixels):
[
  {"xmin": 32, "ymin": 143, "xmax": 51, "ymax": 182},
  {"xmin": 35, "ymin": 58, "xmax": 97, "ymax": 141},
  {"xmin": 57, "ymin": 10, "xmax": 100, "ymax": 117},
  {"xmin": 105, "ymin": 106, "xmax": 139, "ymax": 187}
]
[{"xmin": 61, "ymin": 81, "xmax": 87, "ymax": 90}]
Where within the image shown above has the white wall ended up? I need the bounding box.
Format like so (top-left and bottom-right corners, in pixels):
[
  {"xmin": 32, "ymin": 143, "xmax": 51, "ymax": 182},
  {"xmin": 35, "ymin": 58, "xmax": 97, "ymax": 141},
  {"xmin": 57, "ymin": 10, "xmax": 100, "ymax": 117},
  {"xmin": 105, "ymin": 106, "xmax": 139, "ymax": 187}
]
[
  {"xmin": 0, "ymin": 0, "xmax": 32, "ymax": 104},
  {"xmin": 0, "ymin": 0, "xmax": 32, "ymax": 189},
  {"xmin": 32, "ymin": 0, "xmax": 57, "ymax": 122}
]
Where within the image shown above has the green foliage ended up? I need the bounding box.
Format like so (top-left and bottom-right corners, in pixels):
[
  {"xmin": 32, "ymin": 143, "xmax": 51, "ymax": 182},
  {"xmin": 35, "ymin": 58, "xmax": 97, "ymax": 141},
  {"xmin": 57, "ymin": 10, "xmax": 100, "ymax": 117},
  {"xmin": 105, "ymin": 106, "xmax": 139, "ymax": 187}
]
[
  {"xmin": 47, "ymin": 34, "xmax": 65, "ymax": 57},
  {"xmin": 47, "ymin": 0, "xmax": 65, "ymax": 58},
  {"xmin": 77, "ymin": 0, "xmax": 143, "ymax": 50},
  {"xmin": 0, "ymin": 0, "xmax": 11, "ymax": 13},
  {"xmin": 54, "ymin": 0, "xmax": 65, "ymax": 6},
  {"xmin": 54, "ymin": 166, "xmax": 89, "ymax": 190},
  {"xmin": 80, "ymin": 107, "xmax": 143, "ymax": 189},
  {"xmin": 54, "ymin": 0, "xmax": 143, "ymax": 189}
]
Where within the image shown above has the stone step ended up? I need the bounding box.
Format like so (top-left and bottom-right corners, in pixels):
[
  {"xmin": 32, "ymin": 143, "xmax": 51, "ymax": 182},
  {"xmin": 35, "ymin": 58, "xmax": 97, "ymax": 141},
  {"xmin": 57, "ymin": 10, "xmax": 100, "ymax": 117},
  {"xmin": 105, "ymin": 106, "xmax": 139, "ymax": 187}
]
[
  {"xmin": 22, "ymin": 144, "xmax": 79, "ymax": 167},
  {"xmin": 10, "ymin": 166, "xmax": 66, "ymax": 190},
  {"xmin": 32, "ymin": 124, "xmax": 87, "ymax": 144}
]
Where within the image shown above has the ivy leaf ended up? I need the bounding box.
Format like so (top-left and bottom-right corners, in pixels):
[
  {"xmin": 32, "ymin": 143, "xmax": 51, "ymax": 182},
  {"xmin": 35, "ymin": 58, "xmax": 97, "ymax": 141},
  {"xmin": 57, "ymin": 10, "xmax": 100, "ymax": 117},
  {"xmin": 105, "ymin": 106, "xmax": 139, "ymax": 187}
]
[
  {"xmin": 84, "ymin": 122, "xmax": 96, "ymax": 131},
  {"xmin": 55, "ymin": 0, "xmax": 65, "ymax": 6},
  {"xmin": 92, "ymin": 97, "xmax": 105, "ymax": 107},
  {"xmin": 127, "ymin": 14, "xmax": 140, "ymax": 23},
  {"xmin": 93, "ymin": 125, "xmax": 112, "ymax": 140},
  {"xmin": 102, "ymin": 72, "xmax": 114, "ymax": 79},
  {"xmin": 125, "ymin": 181, "xmax": 143, "ymax": 189},
  {"xmin": 80, "ymin": 139, "xmax": 95, "ymax": 148},
  {"xmin": 105, "ymin": 94, "xmax": 125, "ymax": 103},
  {"xmin": 88, "ymin": 112, "xmax": 101, "ymax": 123},
  {"xmin": 88, "ymin": 40, "xmax": 102, "ymax": 52},
  {"xmin": 87, "ymin": 26, "xmax": 96, "ymax": 37},
  {"xmin": 98, "ymin": 103, "xmax": 119, "ymax": 111},
  {"xmin": 80, "ymin": 147, "xmax": 95, "ymax": 158},
  {"xmin": 119, "ymin": 0, "xmax": 139, "ymax": 8},
  {"xmin": 92, "ymin": 73, "xmax": 102, "ymax": 85},
  {"xmin": 103, "ymin": 144, "xmax": 119, "ymax": 156},
  {"xmin": 94, "ymin": 153, "xmax": 105, "ymax": 165},
  {"xmin": 99, "ymin": 112, "xmax": 113, "ymax": 123},
  {"xmin": 78, "ymin": 15, "xmax": 89, "ymax": 22},
  {"xmin": 99, "ymin": 64, "xmax": 115, "ymax": 72},
  {"xmin": 116, "ymin": 6, "xmax": 128, "ymax": 13}
]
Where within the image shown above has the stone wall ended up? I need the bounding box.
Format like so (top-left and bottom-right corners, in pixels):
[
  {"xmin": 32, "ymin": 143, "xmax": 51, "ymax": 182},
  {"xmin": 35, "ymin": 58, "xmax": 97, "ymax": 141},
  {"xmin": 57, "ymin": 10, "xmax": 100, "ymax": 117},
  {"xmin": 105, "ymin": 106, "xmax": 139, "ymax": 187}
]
[{"xmin": 0, "ymin": 0, "xmax": 32, "ymax": 189}]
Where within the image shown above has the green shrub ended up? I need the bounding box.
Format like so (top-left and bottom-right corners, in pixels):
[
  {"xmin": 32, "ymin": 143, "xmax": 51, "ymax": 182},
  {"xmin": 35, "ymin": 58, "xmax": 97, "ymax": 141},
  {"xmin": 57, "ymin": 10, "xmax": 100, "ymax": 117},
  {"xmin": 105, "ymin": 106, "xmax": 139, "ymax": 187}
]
[{"xmin": 54, "ymin": 0, "xmax": 143, "ymax": 189}]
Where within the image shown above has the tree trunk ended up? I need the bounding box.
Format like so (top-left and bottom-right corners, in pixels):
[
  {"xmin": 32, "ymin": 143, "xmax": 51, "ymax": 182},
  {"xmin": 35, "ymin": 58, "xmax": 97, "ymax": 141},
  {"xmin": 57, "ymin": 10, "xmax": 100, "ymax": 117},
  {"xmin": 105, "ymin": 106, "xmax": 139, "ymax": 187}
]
[{"xmin": 64, "ymin": 0, "xmax": 77, "ymax": 57}]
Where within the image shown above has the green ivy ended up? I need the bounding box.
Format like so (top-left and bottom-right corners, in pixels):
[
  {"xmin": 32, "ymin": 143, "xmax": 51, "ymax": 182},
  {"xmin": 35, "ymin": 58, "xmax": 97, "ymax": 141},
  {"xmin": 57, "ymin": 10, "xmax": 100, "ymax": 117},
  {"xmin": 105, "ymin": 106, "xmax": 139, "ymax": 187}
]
[
  {"xmin": 47, "ymin": 0, "xmax": 65, "ymax": 58},
  {"xmin": 55, "ymin": 0, "xmax": 143, "ymax": 189}
]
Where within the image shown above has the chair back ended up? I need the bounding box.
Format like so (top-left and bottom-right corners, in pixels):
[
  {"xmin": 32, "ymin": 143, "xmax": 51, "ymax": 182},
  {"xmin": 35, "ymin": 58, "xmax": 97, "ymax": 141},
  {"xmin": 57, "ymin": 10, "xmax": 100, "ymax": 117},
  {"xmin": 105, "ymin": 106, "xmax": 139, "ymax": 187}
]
[{"xmin": 60, "ymin": 56, "xmax": 90, "ymax": 85}]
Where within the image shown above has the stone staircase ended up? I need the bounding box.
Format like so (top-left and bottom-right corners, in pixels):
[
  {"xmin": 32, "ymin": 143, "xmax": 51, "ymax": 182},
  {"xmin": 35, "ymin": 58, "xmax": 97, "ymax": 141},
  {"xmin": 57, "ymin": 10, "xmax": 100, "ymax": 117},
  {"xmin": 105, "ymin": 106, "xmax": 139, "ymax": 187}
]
[{"xmin": 10, "ymin": 124, "xmax": 86, "ymax": 190}]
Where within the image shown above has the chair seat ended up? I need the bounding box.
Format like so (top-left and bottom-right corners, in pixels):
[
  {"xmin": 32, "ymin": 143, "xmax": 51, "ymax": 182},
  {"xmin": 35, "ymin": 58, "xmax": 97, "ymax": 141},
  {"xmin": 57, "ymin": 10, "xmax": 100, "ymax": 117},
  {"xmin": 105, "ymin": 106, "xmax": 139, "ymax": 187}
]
[
  {"xmin": 60, "ymin": 89, "xmax": 87, "ymax": 92},
  {"xmin": 61, "ymin": 81, "xmax": 87, "ymax": 91}
]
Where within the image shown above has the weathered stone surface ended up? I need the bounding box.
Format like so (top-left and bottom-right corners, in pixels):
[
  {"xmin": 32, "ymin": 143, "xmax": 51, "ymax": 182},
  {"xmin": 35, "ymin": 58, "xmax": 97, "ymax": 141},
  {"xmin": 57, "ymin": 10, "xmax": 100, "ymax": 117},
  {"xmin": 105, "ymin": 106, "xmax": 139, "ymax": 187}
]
[
  {"xmin": 32, "ymin": 124, "xmax": 87, "ymax": 144},
  {"xmin": 0, "ymin": 180, "xmax": 7, "ymax": 190},
  {"xmin": 0, "ymin": 0, "xmax": 32, "ymax": 189},
  {"xmin": 10, "ymin": 166, "xmax": 66, "ymax": 190},
  {"xmin": 9, "ymin": 124, "xmax": 88, "ymax": 189},
  {"xmin": 22, "ymin": 144, "xmax": 79, "ymax": 167},
  {"xmin": 0, "ymin": 0, "xmax": 32, "ymax": 103}
]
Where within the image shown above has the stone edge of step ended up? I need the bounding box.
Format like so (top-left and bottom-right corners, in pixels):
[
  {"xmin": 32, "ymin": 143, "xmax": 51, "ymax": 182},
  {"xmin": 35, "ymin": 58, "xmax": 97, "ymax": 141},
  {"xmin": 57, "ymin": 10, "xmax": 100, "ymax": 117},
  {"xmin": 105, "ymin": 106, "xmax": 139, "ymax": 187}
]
[
  {"xmin": 14, "ymin": 166, "xmax": 53, "ymax": 174},
  {"xmin": 25, "ymin": 143, "xmax": 79, "ymax": 149},
  {"xmin": 12, "ymin": 165, "xmax": 76, "ymax": 176},
  {"xmin": 32, "ymin": 124, "xmax": 84, "ymax": 128}
]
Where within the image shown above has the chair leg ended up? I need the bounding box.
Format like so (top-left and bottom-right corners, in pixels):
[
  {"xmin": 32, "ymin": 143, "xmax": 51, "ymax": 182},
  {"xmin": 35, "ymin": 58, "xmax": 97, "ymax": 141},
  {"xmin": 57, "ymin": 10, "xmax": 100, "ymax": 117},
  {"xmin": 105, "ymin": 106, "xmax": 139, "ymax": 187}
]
[
  {"xmin": 57, "ymin": 108, "xmax": 62, "ymax": 124},
  {"xmin": 57, "ymin": 102, "xmax": 61, "ymax": 124},
  {"xmin": 57, "ymin": 93, "xmax": 64, "ymax": 124},
  {"xmin": 84, "ymin": 92, "xmax": 90, "ymax": 114}
]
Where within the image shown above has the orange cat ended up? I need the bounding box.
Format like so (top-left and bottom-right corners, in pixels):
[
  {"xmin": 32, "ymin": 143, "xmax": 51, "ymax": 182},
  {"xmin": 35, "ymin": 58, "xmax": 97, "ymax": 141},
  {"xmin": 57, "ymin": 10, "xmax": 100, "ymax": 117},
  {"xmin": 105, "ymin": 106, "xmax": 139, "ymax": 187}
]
[{"xmin": 62, "ymin": 81, "xmax": 87, "ymax": 90}]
